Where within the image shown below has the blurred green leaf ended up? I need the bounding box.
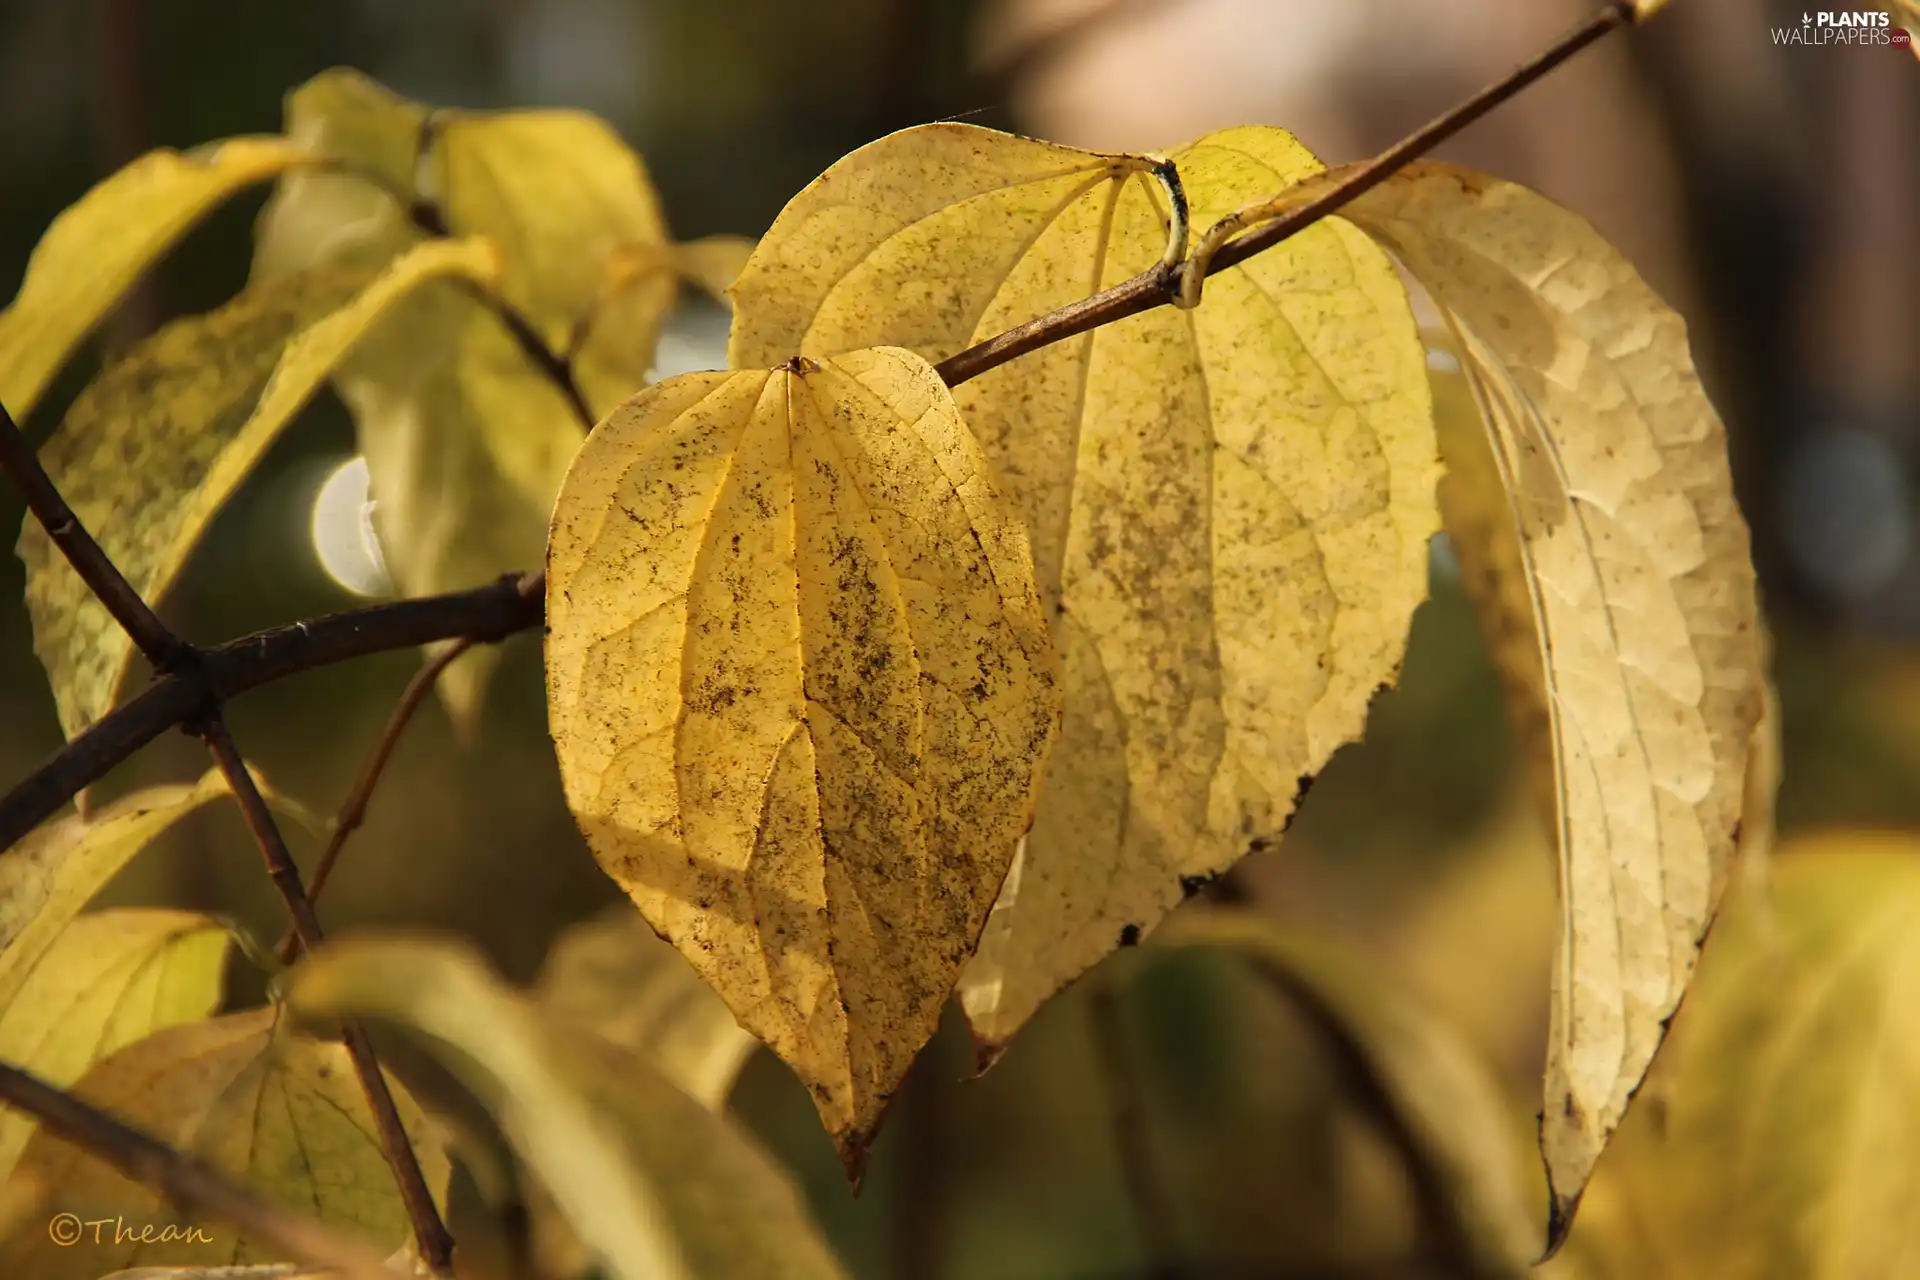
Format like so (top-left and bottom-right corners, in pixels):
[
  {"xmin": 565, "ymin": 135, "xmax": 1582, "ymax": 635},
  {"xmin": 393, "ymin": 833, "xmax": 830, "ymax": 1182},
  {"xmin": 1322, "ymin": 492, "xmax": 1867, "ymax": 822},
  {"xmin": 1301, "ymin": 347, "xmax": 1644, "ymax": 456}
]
[
  {"xmin": 0, "ymin": 909, "xmax": 232, "ymax": 1182},
  {"xmin": 1156, "ymin": 908, "xmax": 1538, "ymax": 1276},
  {"xmin": 0, "ymin": 1006, "xmax": 447, "ymax": 1278},
  {"xmin": 1, "ymin": 773, "xmax": 233, "ymax": 996},
  {"xmin": 287, "ymin": 934, "xmax": 847, "ymax": 1280},
  {"xmin": 536, "ymin": 904, "xmax": 758, "ymax": 1111},
  {"xmin": 1566, "ymin": 836, "xmax": 1920, "ymax": 1278}
]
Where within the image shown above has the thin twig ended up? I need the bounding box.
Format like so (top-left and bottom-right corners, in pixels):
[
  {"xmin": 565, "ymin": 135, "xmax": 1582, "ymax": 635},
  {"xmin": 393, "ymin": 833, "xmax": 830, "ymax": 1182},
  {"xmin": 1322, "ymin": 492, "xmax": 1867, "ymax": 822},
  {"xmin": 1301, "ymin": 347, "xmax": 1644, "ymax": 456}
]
[
  {"xmin": 468, "ymin": 283, "xmax": 597, "ymax": 429},
  {"xmin": 198, "ymin": 720, "xmax": 455, "ymax": 1273},
  {"xmin": 1200, "ymin": 1, "xmax": 1635, "ymax": 277},
  {"xmin": 0, "ymin": 572, "xmax": 542, "ymax": 854},
  {"xmin": 0, "ymin": 1060, "xmax": 403, "ymax": 1280},
  {"xmin": 1089, "ymin": 975, "xmax": 1180, "ymax": 1275},
  {"xmin": 934, "ymin": 1, "xmax": 1639, "ymax": 388},
  {"xmin": 311, "ymin": 156, "xmax": 597, "ymax": 431},
  {"xmin": 274, "ymin": 636, "xmax": 476, "ymax": 965},
  {"xmin": 0, "ymin": 401, "xmax": 182, "ymax": 671}
]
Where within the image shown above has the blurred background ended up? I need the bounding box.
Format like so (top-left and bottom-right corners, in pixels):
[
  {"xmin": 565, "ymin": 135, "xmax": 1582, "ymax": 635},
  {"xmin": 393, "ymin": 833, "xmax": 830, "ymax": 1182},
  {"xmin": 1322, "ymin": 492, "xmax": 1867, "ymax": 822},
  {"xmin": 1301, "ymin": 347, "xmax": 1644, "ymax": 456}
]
[{"xmin": 0, "ymin": 1, "xmax": 1915, "ymax": 1277}]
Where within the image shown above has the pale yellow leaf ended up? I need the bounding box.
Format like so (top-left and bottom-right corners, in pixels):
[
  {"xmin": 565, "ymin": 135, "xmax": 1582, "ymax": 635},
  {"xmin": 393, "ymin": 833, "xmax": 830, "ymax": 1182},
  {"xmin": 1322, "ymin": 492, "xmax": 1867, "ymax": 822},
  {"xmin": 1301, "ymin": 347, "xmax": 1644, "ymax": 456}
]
[
  {"xmin": 536, "ymin": 905, "xmax": 757, "ymax": 1110},
  {"xmin": 0, "ymin": 909, "xmax": 232, "ymax": 1182},
  {"xmin": 1576, "ymin": 837, "xmax": 1920, "ymax": 1278},
  {"xmin": 0, "ymin": 137, "xmax": 312, "ymax": 420},
  {"xmin": 1427, "ymin": 338, "xmax": 1555, "ymax": 820},
  {"xmin": 250, "ymin": 72, "xmax": 424, "ymax": 288},
  {"xmin": 1158, "ymin": 909, "xmax": 1539, "ymax": 1275},
  {"xmin": 729, "ymin": 122, "xmax": 1438, "ymax": 1054},
  {"xmin": 252, "ymin": 74, "xmax": 678, "ymax": 732},
  {"xmin": 287, "ymin": 935, "xmax": 849, "ymax": 1280},
  {"xmin": 344, "ymin": 290, "xmax": 586, "ymax": 735},
  {"xmin": 675, "ymin": 235, "xmax": 756, "ymax": 307},
  {"xmin": 545, "ymin": 347, "xmax": 1061, "ymax": 1163},
  {"xmin": 0, "ymin": 772, "xmax": 233, "ymax": 996},
  {"xmin": 426, "ymin": 107, "xmax": 671, "ymax": 413},
  {"xmin": 0, "ymin": 1006, "xmax": 448, "ymax": 1278},
  {"xmin": 19, "ymin": 240, "xmax": 498, "ymax": 739},
  {"xmin": 1337, "ymin": 162, "xmax": 1764, "ymax": 1238}
]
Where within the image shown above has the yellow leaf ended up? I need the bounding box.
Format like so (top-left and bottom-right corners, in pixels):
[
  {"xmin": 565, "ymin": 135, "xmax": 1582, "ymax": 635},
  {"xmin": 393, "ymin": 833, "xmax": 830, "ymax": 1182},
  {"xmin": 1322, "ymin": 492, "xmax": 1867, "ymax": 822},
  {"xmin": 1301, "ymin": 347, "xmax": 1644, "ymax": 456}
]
[
  {"xmin": 675, "ymin": 234, "xmax": 757, "ymax": 307},
  {"xmin": 728, "ymin": 122, "xmax": 1438, "ymax": 1055},
  {"xmin": 1336, "ymin": 162, "xmax": 1764, "ymax": 1238},
  {"xmin": 0, "ymin": 772, "xmax": 233, "ymax": 995},
  {"xmin": 253, "ymin": 74, "xmax": 675, "ymax": 733},
  {"xmin": 544, "ymin": 347, "xmax": 1061, "ymax": 1164},
  {"xmin": 1427, "ymin": 338, "xmax": 1555, "ymax": 820},
  {"xmin": 0, "ymin": 1006, "xmax": 448, "ymax": 1278},
  {"xmin": 0, "ymin": 137, "xmax": 312, "ymax": 420},
  {"xmin": 19, "ymin": 240, "xmax": 499, "ymax": 739},
  {"xmin": 0, "ymin": 909, "xmax": 232, "ymax": 1183},
  {"xmin": 536, "ymin": 905, "xmax": 757, "ymax": 1111},
  {"xmin": 426, "ymin": 107, "xmax": 671, "ymax": 412},
  {"xmin": 287, "ymin": 935, "xmax": 849, "ymax": 1280},
  {"xmin": 251, "ymin": 72, "xmax": 424, "ymax": 293},
  {"xmin": 1579, "ymin": 837, "xmax": 1920, "ymax": 1278},
  {"xmin": 1157, "ymin": 909, "xmax": 1539, "ymax": 1276}
]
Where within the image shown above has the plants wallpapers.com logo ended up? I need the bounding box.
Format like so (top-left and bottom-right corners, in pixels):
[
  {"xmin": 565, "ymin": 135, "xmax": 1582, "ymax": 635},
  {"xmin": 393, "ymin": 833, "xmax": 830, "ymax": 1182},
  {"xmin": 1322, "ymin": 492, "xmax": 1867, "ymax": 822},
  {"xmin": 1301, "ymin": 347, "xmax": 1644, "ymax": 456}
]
[{"xmin": 1771, "ymin": 9, "xmax": 1917, "ymax": 54}]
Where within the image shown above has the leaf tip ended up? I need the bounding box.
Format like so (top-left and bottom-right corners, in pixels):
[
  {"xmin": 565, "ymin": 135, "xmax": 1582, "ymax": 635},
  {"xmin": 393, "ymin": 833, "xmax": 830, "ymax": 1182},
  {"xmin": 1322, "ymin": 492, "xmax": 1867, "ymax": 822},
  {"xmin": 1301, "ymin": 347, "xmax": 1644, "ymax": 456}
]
[
  {"xmin": 966, "ymin": 1031, "xmax": 1009, "ymax": 1080},
  {"xmin": 836, "ymin": 1131, "xmax": 876, "ymax": 1194},
  {"xmin": 1540, "ymin": 1187, "xmax": 1584, "ymax": 1262}
]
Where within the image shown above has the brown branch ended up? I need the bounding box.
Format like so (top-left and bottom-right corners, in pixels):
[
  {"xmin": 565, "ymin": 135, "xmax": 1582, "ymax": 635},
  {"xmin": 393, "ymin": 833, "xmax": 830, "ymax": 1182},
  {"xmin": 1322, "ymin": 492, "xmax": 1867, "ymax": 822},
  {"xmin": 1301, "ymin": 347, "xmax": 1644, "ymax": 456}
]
[
  {"xmin": 934, "ymin": 0, "xmax": 1640, "ymax": 389},
  {"xmin": 0, "ymin": 1059, "xmax": 403, "ymax": 1279},
  {"xmin": 471, "ymin": 284, "xmax": 597, "ymax": 430},
  {"xmin": 1200, "ymin": 1, "xmax": 1635, "ymax": 278},
  {"xmin": 0, "ymin": 572, "xmax": 542, "ymax": 855},
  {"xmin": 274, "ymin": 635, "xmax": 477, "ymax": 965},
  {"xmin": 0, "ymin": 401, "xmax": 182, "ymax": 672},
  {"xmin": 199, "ymin": 720, "xmax": 455, "ymax": 1273},
  {"xmin": 1090, "ymin": 975, "xmax": 1180, "ymax": 1273}
]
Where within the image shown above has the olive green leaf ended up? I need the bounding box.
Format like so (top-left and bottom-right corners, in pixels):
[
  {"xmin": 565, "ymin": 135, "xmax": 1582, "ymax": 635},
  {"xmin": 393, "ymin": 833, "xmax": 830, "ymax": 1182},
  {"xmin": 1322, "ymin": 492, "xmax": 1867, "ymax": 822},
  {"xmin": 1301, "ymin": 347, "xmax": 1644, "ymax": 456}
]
[
  {"xmin": 0, "ymin": 909, "xmax": 233, "ymax": 1182},
  {"xmin": 287, "ymin": 935, "xmax": 848, "ymax": 1280},
  {"xmin": 19, "ymin": 239, "xmax": 498, "ymax": 739},
  {"xmin": 0, "ymin": 137, "xmax": 312, "ymax": 419},
  {"xmin": 0, "ymin": 1006, "xmax": 448, "ymax": 1278}
]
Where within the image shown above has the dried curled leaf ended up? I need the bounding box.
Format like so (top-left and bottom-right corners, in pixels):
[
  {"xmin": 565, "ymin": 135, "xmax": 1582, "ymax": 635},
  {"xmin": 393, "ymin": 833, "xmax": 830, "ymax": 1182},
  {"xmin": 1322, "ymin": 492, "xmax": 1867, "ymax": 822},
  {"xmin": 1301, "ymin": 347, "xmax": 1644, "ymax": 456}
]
[
  {"xmin": 729, "ymin": 122, "xmax": 1438, "ymax": 1055},
  {"xmin": 18, "ymin": 240, "xmax": 498, "ymax": 739},
  {"xmin": 0, "ymin": 909, "xmax": 232, "ymax": 1182},
  {"xmin": 0, "ymin": 1006, "xmax": 447, "ymax": 1279},
  {"xmin": 287, "ymin": 935, "xmax": 848, "ymax": 1280},
  {"xmin": 537, "ymin": 905, "xmax": 758, "ymax": 1110},
  {"xmin": 545, "ymin": 347, "xmax": 1061, "ymax": 1166},
  {"xmin": 0, "ymin": 137, "xmax": 311, "ymax": 419},
  {"xmin": 1338, "ymin": 162, "xmax": 1764, "ymax": 1241}
]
